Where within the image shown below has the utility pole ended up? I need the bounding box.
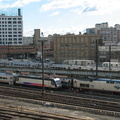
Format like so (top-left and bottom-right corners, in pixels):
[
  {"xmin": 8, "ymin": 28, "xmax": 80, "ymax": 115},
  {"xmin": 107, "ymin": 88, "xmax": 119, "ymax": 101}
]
[
  {"xmin": 41, "ymin": 40, "xmax": 45, "ymax": 95},
  {"xmin": 40, "ymin": 32, "xmax": 47, "ymax": 95},
  {"xmin": 109, "ymin": 45, "xmax": 111, "ymax": 78},
  {"xmin": 7, "ymin": 42, "xmax": 10, "ymax": 58},
  {"xmin": 95, "ymin": 40, "xmax": 98, "ymax": 78}
]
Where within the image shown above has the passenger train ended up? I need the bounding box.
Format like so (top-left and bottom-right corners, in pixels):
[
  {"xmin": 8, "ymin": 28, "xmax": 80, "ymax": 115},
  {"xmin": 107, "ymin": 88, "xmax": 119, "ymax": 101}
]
[
  {"xmin": 0, "ymin": 72, "xmax": 120, "ymax": 94},
  {"xmin": 0, "ymin": 73, "xmax": 62, "ymax": 89},
  {"xmin": 0, "ymin": 60, "xmax": 120, "ymax": 71},
  {"xmin": 0, "ymin": 61, "xmax": 49, "ymax": 68},
  {"xmin": 70, "ymin": 77, "xmax": 120, "ymax": 95},
  {"xmin": 102, "ymin": 62, "xmax": 120, "ymax": 67}
]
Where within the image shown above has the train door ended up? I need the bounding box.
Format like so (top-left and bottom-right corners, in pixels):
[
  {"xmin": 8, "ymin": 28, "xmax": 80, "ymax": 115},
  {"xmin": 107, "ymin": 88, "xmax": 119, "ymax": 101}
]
[{"xmin": 9, "ymin": 77, "xmax": 13, "ymax": 85}]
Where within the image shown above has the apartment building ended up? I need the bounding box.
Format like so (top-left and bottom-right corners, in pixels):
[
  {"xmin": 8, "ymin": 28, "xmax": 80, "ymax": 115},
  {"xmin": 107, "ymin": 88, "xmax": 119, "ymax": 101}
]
[
  {"xmin": 0, "ymin": 45, "xmax": 37, "ymax": 59},
  {"xmin": 53, "ymin": 34, "xmax": 102, "ymax": 63},
  {"xmin": 86, "ymin": 22, "xmax": 120, "ymax": 44},
  {"xmin": 0, "ymin": 8, "xmax": 23, "ymax": 46}
]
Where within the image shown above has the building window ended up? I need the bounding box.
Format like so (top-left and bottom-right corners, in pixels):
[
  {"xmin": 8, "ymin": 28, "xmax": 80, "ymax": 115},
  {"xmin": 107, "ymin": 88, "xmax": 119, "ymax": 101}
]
[
  {"xmin": 8, "ymin": 18, "xmax": 11, "ymax": 20},
  {"xmin": 18, "ymin": 28, "xmax": 22, "ymax": 30},
  {"xmin": 18, "ymin": 38, "xmax": 22, "ymax": 40},
  {"xmin": 13, "ymin": 38, "xmax": 17, "ymax": 40},
  {"xmin": 8, "ymin": 32, "xmax": 12, "ymax": 34},
  {"xmin": 8, "ymin": 28, "xmax": 12, "ymax": 30},
  {"xmin": 9, "ymin": 38, "xmax": 12, "ymax": 40},
  {"xmin": 8, "ymin": 25, "xmax": 12, "ymax": 27},
  {"xmin": 13, "ymin": 25, "xmax": 17, "ymax": 27},
  {"xmin": 18, "ymin": 25, "xmax": 22, "ymax": 27},
  {"xmin": 13, "ymin": 21, "xmax": 17, "ymax": 24},
  {"xmin": 8, "ymin": 21, "xmax": 12, "ymax": 24},
  {"xmin": 19, "ymin": 42, "xmax": 22, "ymax": 44},
  {"xmin": 18, "ymin": 21, "xmax": 22, "ymax": 24},
  {"xmin": 13, "ymin": 28, "xmax": 17, "ymax": 30},
  {"xmin": 18, "ymin": 18, "xmax": 22, "ymax": 20}
]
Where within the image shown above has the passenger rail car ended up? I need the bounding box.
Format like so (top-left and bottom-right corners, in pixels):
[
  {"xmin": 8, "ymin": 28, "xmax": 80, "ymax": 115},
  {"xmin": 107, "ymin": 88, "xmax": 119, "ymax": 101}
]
[
  {"xmin": 71, "ymin": 78, "xmax": 120, "ymax": 94},
  {"xmin": 63, "ymin": 60, "xmax": 94, "ymax": 66},
  {"xmin": 102, "ymin": 62, "xmax": 120, "ymax": 68},
  {"xmin": 0, "ymin": 61, "xmax": 48, "ymax": 68},
  {"xmin": 0, "ymin": 73, "xmax": 18, "ymax": 85}
]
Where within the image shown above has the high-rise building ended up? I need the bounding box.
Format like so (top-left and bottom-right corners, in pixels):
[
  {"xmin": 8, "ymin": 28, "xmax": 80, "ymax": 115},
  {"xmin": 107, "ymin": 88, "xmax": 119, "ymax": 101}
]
[
  {"xmin": 0, "ymin": 8, "xmax": 23, "ymax": 46},
  {"xmin": 86, "ymin": 22, "xmax": 120, "ymax": 44}
]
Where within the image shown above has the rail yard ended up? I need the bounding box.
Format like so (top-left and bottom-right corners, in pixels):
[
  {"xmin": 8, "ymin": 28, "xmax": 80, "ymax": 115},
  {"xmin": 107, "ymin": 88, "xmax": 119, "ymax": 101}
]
[
  {"xmin": 0, "ymin": 84, "xmax": 120, "ymax": 119},
  {"xmin": 0, "ymin": 60, "xmax": 120, "ymax": 119}
]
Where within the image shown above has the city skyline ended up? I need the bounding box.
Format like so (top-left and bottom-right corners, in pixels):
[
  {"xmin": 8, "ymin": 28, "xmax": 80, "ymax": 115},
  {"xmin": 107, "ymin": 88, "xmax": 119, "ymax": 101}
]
[{"xmin": 0, "ymin": 0, "xmax": 120, "ymax": 37}]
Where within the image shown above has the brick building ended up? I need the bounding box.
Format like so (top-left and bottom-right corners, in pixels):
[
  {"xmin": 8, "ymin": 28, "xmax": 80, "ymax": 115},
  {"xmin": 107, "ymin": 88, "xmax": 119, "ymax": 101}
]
[
  {"xmin": 53, "ymin": 34, "xmax": 102, "ymax": 63},
  {"xmin": 0, "ymin": 45, "xmax": 36, "ymax": 59}
]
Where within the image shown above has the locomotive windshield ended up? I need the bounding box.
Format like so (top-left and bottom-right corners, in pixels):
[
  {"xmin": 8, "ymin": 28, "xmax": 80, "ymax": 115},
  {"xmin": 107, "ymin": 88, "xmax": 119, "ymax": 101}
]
[
  {"xmin": 55, "ymin": 80, "xmax": 61, "ymax": 84},
  {"xmin": 54, "ymin": 78, "xmax": 62, "ymax": 88}
]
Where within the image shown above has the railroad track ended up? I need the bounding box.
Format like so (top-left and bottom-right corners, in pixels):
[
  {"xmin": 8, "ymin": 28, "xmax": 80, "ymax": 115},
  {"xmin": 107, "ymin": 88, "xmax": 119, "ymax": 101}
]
[
  {"xmin": 0, "ymin": 105, "xmax": 80, "ymax": 120},
  {"xmin": 0, "ymin": 85, "xmax": 120, "ymax": 117}
]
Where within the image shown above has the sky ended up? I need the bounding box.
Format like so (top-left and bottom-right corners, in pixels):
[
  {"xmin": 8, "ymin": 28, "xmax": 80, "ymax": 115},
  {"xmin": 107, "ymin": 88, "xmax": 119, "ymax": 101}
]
[{"xmin": 0, "ymin": 0, "xmax": 120, "ymax": 37}]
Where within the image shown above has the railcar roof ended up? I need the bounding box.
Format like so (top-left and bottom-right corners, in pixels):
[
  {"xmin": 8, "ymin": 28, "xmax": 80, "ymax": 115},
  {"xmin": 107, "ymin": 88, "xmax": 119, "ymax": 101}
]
[
  {"xmin": 75, "ymin": 77, "xmax": 120, "ymax": 82},
  {"xmin": 97, "ymin": 78, "xmax": 120, "ymax": 82},
  {"xmin": 0, "ymin": 72, "xmax": 13, "ymax": 76},
  {"xmin": 10, "ymin": 61, "xmax": 32, "ymax": 64}
]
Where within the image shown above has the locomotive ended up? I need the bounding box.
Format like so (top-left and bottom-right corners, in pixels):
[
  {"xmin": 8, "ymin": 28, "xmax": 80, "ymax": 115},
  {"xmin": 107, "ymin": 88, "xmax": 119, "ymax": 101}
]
[
  {"xmin": 70, "ymin": 77, "xmax": 120, "ymax": 95},
  {"xmin": 0, "ymin": 72, "xmax": 62, "ymax": 89}
]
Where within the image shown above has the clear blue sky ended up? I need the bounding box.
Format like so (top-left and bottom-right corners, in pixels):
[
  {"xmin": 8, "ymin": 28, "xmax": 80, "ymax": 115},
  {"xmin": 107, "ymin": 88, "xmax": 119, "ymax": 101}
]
[{"xmin": 0, "ymin": 0, "xmax": 120, "ymax": 37}]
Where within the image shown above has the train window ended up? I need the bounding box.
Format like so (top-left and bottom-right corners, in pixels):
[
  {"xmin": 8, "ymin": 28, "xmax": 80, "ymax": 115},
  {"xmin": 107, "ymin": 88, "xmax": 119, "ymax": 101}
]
[
  {"xmin": 80, "ymin": 84, "xmax": 85, "ymax": 87},
  {"xmin": 86, "ymin": 84, "xmax": 89, "ymax": 88},
  {"xmin": 90, "ymin": 79, "xmax": 93, "ymax": 82},
  {"xmin": 106, "ymin": 81, "xmax": 114, "ymax": 84},
  {"xmin": 106, "ymin": 81, "xmax": 109, "ymax": 83},
  {"xmin": 110, "ymin": 81, "xmax": 114, "ymax": 84},
  {"xmin": 80, "ymin": 83, "xmax": 89, "ymax": 88}
]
